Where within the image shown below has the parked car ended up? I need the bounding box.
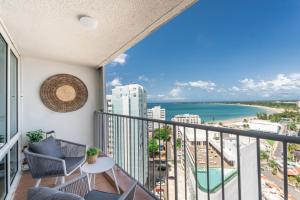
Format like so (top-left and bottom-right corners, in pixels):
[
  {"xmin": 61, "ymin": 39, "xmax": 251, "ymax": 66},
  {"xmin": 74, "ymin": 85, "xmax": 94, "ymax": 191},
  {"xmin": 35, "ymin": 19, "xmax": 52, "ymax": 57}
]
[
  {"xmin": 157, "ymin": 164, "xmax": 167, "ymax": 171},
  {"xmin": 155, "ymin": 176, "xmax": 166, "ymax": 186}
]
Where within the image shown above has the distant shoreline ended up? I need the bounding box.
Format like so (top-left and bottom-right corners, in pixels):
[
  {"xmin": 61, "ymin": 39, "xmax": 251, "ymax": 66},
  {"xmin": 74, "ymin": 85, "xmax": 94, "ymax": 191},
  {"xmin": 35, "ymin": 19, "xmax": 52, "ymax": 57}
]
[
  {"xmin": 208, "ymin": 103, "xmax": 283, "ymax": 124},
  {"xmin": 147, "ymin": 102, "xmax": 284, "ymax": 123},
  {"xmin": 224, "ymin": 103, "xmax": 283, "ymax": 114}
]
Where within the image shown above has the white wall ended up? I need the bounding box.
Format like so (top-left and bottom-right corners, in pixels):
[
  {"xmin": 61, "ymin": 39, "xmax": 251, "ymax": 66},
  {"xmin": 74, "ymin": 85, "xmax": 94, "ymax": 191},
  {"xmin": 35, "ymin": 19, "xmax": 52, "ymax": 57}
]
[{"xmin": 22, "ymin": 57, "xmax": 100, "ymax": 147}]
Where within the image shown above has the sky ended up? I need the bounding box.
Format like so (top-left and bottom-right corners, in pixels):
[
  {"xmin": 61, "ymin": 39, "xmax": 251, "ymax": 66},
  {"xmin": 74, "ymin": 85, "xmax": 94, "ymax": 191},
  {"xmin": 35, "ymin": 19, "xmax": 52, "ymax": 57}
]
[{"xmin": 106, "ymin": 0, "xmax": 300, "ymax": 102}]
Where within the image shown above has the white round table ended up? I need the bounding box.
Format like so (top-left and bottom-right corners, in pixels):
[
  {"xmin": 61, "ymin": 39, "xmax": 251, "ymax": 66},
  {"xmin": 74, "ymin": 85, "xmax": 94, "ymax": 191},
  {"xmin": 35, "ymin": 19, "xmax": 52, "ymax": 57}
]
[{"xmin": 81, "ymin": 157, "xmax": 120, "ymax": 194}]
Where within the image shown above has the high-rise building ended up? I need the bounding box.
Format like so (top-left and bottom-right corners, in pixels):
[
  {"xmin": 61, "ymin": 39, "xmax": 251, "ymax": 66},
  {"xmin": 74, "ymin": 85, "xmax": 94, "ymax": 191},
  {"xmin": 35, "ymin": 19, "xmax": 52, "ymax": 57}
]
[
  {"xmin": 147, "ymin": 106, "xmax": 166, "ymax": 130},
  {"xmin": 106, "ymin": 95, "xmax": 113, "ymax": 155},
  {"xmin": 171, "ymin": 114, "xmax": 201, "ymax": 125},
  {"xmin": 297, "ymin": 101, "xmax": 300, "ymax": 108},
  {"xmin": 110, "ymin": 84, "xmax": 147, "ymax": 183}
]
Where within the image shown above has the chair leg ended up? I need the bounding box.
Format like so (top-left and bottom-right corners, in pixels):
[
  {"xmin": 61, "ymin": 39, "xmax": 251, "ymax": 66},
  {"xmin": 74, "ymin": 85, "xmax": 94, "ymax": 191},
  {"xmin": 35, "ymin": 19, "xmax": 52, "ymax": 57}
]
[
  {"xmin": 111, "ymin": 168, "xmax": 120, "ymax": 194},
  {"xmin": 60, "ymin": 176, "xmax": 65, "ymax": 184},
  {"xmin": 80, "ymin": 166, "xmax": 82, "ymax": 175},
  {"xmin": 35, "ymin": 178, "xmax": 41, "ymax": 187}
]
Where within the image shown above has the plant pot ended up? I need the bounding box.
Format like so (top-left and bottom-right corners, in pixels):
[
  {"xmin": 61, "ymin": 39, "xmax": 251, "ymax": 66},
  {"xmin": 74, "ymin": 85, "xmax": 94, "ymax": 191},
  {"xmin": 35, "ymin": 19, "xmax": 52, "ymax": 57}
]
[{"xmin": 87, "ymin": 155, "xmax": 97, "ymax": 164}]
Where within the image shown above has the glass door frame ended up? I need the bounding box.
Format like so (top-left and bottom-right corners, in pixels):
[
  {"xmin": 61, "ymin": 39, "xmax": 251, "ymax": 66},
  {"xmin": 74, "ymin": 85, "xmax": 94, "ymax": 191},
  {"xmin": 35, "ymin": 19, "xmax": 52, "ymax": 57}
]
[{"xmin": 0, "ymin": 21, "xmax": 21, "ymax": 200}]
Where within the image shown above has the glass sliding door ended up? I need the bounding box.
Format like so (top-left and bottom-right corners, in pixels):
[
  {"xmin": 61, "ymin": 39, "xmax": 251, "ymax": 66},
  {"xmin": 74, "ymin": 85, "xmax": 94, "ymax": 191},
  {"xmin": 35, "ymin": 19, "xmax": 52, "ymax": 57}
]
[
  {"xmin": 0, "ymin": 155, "xmax": 7, "ymax": 199},
  {"xmin": 10, "ymin": 51, "xmax": 18, "ymax": 138},
  {"xmin": 0, "ymin": 34, "xmax": 7, "ymax": 149},
  {"xmin": 10, "ymin": 142, "xmax": 18, "ymax": 184}
]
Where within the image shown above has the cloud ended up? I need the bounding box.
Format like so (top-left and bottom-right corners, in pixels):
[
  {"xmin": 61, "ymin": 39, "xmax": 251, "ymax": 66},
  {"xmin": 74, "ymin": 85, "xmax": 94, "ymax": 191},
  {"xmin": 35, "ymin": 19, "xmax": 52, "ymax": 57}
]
[
  {"xmin": 108, "ymin": 78, "xmax": 122, "ymax": 87},
  {"xmin": 175, "ymin": 80, "xmax": 216, "ymax": 91},
  {"xmin": 240, "ymin": 74, "xmax": 300, "ymax": 91},
  {"xmin": 169, "ymin": 88, "xmax": 182, "ymax": 97},
  {"xmin": 138, "ymin": 75, "xmax": 149, "ymax": 82},
  {"xmin": 110, "ymin": 53, "xmax": 128, "ymax": 66},
  {"xmin": 238, "ymin": 73, "xmax": 300, "ymax": 97},
  {"xmin": 230, "ymin": 86, "xmax": 240, "ymax": 92}
]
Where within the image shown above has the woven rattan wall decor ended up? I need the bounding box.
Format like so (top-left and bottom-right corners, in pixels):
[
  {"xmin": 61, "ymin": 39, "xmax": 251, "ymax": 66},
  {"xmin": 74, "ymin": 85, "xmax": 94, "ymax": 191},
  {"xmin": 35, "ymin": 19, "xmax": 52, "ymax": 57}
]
[{"xmin": 40, "ymin": 74, "xmax": 88, "ymax": 112}]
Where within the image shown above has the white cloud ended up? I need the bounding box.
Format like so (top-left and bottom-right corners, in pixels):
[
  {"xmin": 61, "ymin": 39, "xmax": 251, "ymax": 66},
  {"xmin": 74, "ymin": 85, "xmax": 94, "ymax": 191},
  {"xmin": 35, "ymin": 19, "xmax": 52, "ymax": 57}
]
[
  {"xmin": 230, "ymin": 86, "xmax": 240, "ymax": 92},
  {"xmin": 108, "ymin": 78, "xmax": 122, "ymax": 87},
  {"xmin": 238, "ymin": 73, "xmax": 300, "ymax": 97},
  {"xmin": 138, "ymin": 75, "xmax": 149, "ymax": 82},
  {"xmin": 110, "ymin": 53, "xmax": 128, "ymax": 65},
  {"xmin": 176, "ymin": 80, "xmax": 216, "ymax": 91},
  {"xmin": 169, "ymin": 88, "xmax": 182, "ymax": 97}
]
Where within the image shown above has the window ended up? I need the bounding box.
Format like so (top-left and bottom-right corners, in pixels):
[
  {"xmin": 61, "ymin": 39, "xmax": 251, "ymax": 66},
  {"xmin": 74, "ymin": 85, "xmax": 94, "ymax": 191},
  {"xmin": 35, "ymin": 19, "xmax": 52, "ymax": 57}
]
[
  {"xmin": 10, "ymin": 51, "xmax": 18, "ymax": 138},
  {"xmin": 0, "ymin": 155, "xmax": 7, "ymax": 199},
  {"xmin": 10, "ymin": 142, "xmax": 18, "ymax": 184},
  {"xmin": 0, "ymin": 34, "xmax": 7, "ymax": 148},
  {"xmin": 0, "ymin": 28, "xmax": 20, "ymax": 200}
]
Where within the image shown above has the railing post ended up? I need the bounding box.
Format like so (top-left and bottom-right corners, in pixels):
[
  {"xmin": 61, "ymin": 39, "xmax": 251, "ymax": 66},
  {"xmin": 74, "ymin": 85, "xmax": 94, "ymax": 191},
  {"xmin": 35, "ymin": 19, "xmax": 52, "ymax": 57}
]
[
  {"xmin": 173, "ymin": 124, "xmax": 178, "ymax": 200},
  {"xmin": 256, "ymin": 138, "xmax": 262, "ymax": 200},
  {"xmin": 283, "ymin": 142, "xmax": 288, "ymax": 200}
]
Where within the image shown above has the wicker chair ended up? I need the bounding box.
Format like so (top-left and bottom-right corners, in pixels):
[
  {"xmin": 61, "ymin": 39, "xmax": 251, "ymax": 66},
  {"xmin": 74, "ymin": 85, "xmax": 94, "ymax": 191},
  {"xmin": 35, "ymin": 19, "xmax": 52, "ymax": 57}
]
[
  {"xmin": 27, "ymin": 174, "xmax": 137, "ymax": 200},
  {"xmin": 24, "ymin": 139, "xmax": 87, "ymax": 187}
]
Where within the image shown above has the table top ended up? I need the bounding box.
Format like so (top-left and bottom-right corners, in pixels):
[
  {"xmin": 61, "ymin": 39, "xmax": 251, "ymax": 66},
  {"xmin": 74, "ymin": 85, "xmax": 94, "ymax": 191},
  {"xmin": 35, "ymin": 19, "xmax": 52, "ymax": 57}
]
[{"xmin": 81, "ymin": 157, "xmax": 115, "ymax": 174}]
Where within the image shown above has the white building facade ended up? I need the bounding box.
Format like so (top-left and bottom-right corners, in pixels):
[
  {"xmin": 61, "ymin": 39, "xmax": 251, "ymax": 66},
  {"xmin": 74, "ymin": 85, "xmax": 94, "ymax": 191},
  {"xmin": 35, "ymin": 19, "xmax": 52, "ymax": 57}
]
[
  {"xmin": 248, "ymin": 120, "xmax": 281, "ymax": 134},
  {"xmin": 172, "ymin": 114, "xmax": 201, "ymax": 125},
  {"xmin": 147, "ymin": 106, "xmax": 166, "ymax": 130},
  {"xmin": 110, "ymin": 84, "xmax": 147, "ymax": 183}
]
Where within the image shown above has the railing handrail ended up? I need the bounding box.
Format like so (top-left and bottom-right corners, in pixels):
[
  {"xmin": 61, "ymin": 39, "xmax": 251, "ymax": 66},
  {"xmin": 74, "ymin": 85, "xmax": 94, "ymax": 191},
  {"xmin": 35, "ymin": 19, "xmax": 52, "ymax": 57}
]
[{"xmin": 98, "ymin": 111, "xmax": 300, "ymax": 144}]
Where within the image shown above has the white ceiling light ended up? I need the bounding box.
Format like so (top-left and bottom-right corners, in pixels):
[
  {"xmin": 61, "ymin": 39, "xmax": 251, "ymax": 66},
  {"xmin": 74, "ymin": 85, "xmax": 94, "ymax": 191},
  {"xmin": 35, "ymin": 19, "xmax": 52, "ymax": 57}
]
[{"xmin": 79, "ymin": 16, "xmax": 98, "ymax": 30}]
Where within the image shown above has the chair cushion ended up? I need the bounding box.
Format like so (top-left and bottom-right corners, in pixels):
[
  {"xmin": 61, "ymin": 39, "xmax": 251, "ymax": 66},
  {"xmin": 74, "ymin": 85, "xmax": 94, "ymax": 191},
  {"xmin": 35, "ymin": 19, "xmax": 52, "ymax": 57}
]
[
  {"xmin": 65, "ymin": 156, "xmax": 85, "ymax": 173},
  {"xmin": 27, "ymin": 187, "xmax": 84, "ymax": 200},
  {"xmin": 84, "ymin": 190, "xmax": 121, "ymax": 200},
  {"xmin": 29, "ymin": 136, "xmax": 63, "ymax": 158}
]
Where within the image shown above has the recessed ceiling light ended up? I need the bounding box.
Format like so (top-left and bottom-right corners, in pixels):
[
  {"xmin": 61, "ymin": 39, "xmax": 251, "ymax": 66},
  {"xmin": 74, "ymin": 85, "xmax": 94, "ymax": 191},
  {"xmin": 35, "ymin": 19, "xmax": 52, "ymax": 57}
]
[{"xmin": 79, "ymin": 16, "xmax": 98, "ymax": 30}]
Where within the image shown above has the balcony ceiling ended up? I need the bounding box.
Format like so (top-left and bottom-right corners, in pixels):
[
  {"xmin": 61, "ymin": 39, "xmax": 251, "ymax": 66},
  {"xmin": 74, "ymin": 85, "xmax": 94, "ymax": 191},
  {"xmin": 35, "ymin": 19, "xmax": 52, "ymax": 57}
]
[{"xmin": 0, "ymin": 0, "xmax": 196, "ymax": 67}]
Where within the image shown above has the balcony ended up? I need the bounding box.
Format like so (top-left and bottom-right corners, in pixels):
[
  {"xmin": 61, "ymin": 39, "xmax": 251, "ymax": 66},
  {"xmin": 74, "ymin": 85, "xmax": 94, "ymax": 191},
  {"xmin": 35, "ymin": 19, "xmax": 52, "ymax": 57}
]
[
  {"xmin": 2, "ymin": 111, "xmax": 300, "ymax": 200},
  {"xmin": 13, "ymin": 167, "xmax": 154, "ymax": 200},
  {"xmin": 0, "ymin": 1, "xmax": 300, "ymax": 200},
  {"xmin": 94, "ymin": 112, "xmax": 300, "ymax": 200}
]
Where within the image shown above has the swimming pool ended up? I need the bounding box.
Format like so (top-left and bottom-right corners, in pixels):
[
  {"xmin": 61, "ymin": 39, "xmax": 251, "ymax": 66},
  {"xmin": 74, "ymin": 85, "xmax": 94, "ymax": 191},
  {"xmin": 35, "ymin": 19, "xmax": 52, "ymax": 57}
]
[{"xmin": 197, "ymin": 168, "xmax": 237, "ymax": 192}]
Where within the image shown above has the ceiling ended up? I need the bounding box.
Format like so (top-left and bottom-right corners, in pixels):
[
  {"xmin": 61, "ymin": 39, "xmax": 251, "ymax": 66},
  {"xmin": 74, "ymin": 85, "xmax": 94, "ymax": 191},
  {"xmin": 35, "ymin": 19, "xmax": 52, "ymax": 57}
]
[{"xmin": 0, "ymin": 0, "xmax": 196, "ymax": 67}]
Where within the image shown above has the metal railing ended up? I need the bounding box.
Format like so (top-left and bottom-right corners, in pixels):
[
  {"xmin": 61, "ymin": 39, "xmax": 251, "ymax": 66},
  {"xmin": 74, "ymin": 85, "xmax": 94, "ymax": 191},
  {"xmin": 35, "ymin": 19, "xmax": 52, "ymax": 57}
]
[{"xmin": 96, "ymin": 111, "xmax": 300, "ymax": 200}]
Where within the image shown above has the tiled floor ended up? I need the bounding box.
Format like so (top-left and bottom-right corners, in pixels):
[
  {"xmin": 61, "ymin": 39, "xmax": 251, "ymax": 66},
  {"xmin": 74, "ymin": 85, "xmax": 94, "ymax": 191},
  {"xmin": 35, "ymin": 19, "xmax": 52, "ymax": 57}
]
[{"xmin": 13, "ymin": 167, "xmax": 154, "ymax": 200}]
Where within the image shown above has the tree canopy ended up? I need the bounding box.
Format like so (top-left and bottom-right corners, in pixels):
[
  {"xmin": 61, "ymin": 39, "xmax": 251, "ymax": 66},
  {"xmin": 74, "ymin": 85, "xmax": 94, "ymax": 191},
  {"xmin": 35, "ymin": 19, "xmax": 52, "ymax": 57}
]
[{"xmin": 154, "ymin": 126, "xmax": 172, "ymax": 141}]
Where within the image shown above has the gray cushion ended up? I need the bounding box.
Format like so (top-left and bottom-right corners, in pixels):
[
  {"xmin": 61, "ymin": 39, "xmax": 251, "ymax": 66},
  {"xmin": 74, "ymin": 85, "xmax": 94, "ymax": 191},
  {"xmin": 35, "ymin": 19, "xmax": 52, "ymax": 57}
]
[
  {"xmin": 84, "ymin": 190, "xmax": 121, "ymax": 200},
  {"xmin": 29, "ymin": 136, "xmax": 63, "ymax": 158},
  {"xmin": 27, "ymin": 187, "xmax": 84, "ymax": 200},
  {"xmin": 65, "ymin": 156, "xmax": 85, "ymax": 173}
]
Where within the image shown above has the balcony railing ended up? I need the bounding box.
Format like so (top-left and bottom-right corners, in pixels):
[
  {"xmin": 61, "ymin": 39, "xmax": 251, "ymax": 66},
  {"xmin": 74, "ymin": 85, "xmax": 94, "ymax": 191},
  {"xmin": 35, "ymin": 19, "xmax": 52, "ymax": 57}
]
[{"xmin": 95, "ymin": 111, "xmax": 300, "ymax": 200}]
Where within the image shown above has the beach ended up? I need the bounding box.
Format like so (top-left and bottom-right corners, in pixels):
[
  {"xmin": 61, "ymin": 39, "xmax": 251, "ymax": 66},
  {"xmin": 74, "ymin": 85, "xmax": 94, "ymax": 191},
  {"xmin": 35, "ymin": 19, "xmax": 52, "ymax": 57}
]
[
  {"xmin": 207, "ymin": 104, "xmax": 284, "ymax": 125},
  {"xmin": 231, "ymin": 103, "xmax": 284, "ymax": 114}
]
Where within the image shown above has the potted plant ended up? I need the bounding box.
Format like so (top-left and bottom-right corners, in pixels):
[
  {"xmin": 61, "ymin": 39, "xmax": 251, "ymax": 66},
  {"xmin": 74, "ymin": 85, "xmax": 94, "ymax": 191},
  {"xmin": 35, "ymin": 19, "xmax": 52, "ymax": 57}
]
[
  {"xmin": 86, "ymin": 147, "xmax": 100, "ymax": 164},
  {"xmin": 26, "ymin": 129, "xmax": 44, "ymax": 143}
]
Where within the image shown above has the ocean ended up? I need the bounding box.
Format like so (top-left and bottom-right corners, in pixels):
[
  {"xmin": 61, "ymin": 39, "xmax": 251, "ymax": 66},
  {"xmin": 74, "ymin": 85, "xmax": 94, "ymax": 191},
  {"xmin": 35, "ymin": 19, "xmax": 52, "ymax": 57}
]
[{"xmin": 147, "ymin": 102, "xmax": 268, "ymax": 122}]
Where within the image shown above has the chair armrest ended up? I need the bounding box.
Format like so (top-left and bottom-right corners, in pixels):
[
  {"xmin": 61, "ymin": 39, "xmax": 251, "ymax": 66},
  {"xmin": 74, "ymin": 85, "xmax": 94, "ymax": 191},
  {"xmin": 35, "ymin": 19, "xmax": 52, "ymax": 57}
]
[
  {"xmin": 24, "ymin": 149, "xmax": 66, "ymax": 178},
  {"xmin": 55, "ymin": 174, "xmax": 90, "ymax": 197},
  {"xmin": 56, "ymin": 139, "xmax": 87, "ymax": 158}
]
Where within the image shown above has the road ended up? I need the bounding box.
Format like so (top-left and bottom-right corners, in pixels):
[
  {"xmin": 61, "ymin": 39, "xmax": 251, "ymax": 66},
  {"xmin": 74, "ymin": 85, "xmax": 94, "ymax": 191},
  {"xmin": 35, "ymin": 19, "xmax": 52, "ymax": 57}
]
[{"xmin": 263, "ymin": 168, "xmax": 300, "ymax": 200}]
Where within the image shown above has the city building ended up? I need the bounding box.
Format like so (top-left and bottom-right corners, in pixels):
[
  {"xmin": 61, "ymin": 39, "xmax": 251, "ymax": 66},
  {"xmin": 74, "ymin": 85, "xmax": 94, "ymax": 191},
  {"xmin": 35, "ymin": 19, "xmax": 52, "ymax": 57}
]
[
  {"xmin": 106, "ymin": 95, "xmax": 113, "ymax": 113},
  {"xmin": 171, "ymin": 114, "xmax": 201, "ymax": 125},
  {"xmin": 106, "ymin": 95, "xmax": 113, "ymax": 155},
  {"xmin": 147, "ymin": 106, "xmax": 166, "ymax": 130},
  {"xmin": 248, "ymin": 120, "xmax": 281, "ymax": 134},
  {"xmin": 179, "ymin": 127, "xmax": 259, "ymax": 200},
  {"xmin": 111, "ymin": 84, "xmax": 148, "ymax": 183},
  {"xmin": 297, "ymin": 101, "xmax": 300, "ymax": 110}
]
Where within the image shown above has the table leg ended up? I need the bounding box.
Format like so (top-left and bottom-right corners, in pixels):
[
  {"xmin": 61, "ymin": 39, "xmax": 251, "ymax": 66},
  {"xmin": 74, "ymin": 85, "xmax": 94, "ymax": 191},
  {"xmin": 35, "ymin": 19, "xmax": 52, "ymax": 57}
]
[
  {"xmin": 87, "ymin": 173, "xmax": 93, "ymax": 189},
  {"xmin": 111, "ymin": 168, "xmax": 120, "ymax": 194},
  {"xmin": 93, "ymin": 173, "xmax": 96, "ymax": 188}
]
